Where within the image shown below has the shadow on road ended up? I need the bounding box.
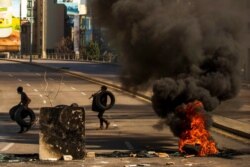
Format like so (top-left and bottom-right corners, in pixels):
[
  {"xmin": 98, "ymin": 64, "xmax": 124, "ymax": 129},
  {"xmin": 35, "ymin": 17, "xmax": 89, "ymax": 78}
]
[{"xmin": 0, "ymin": 113, "xmax": 39, "ymax": 144}]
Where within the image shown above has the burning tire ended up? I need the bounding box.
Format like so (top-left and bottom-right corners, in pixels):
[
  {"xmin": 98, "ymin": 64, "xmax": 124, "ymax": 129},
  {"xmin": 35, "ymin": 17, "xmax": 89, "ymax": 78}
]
[
  {"xmin": 95, "ymin": 91, "xmax": 115, "ymax": 110},
  {"xmin": 14, "ymin": 107, "xmax": 36, "ymax": 127}
]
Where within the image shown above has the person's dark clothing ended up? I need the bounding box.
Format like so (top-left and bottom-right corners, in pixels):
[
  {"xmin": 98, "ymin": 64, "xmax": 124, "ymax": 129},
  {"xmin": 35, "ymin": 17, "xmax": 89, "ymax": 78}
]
[
  {"xmin": 94, "ymin": 90, "xmax": 110, "ymax": 129},
  {"xmin": 17, "ymin": 91, "xmax": 31, "ymax": 133},
  {"xmin": 100, "ymin": 92, "xmax": 107, "ymax": 108},
  {"xmin": 98, "ymin": 110, "xmax": 109, "ymax": 128},
  {"xmin": 20, "ymin": 92, "xmax": 30, "ymax": 107}
]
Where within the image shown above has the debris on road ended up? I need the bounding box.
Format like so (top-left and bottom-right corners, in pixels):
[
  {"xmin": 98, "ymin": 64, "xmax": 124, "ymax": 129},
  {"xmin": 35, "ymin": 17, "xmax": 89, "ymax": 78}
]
[
  {"xmin": 0, "ymin": 154, "xmax": 38, "ymax": 163},
  {"xmin": 184, "ymin": 155, "xmax": 195, "ymax": 158},
  {"xmin": 155, "ymin": 152, "xmax": 169, "ymax": 158},
  {"xmin": 63, "ymin": 155, "xmax": 73, "ymax": 161},
  {"xmin": 129, "ymin": 153, "xmax": 137, "ymax": 157},
  {"xmin": 166, "ymin": 162, "xmax": 175, "ymax": 165},
  {"xmin": 137, "ymin": 150, "xmax": 154, "ymax": 158},
  {"xmin": 86, "ymin": 152, "xmax": 96, "ymax": 158},
  {"xmin": 124, "ymin": 164, "xmax": 151, "ymax": 167},
  {"xmin": 124, "ymin": 165, "xmax": 137, "ymax": 167},
  {"xmin": 184, "ymin": 163, "xmax": 193, "ymax": 166}
]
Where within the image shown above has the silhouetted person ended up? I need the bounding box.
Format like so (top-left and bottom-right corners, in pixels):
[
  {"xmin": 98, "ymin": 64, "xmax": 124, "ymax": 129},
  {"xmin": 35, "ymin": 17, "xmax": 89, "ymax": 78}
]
[
  {"xmin": 17, "ymin": 86, "xmax": 31, "ymax": 133},
  {"xmin": 92, "ymin": 85, "xmax": 110, "ymax": 129}
]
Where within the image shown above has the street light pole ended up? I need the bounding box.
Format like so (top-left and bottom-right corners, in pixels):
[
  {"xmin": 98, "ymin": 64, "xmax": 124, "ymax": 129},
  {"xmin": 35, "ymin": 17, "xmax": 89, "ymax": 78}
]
[
  {"xmin": 19, "ymin": 1, "xmax": 22, "ymax": 58},
  {"xmin": 29, "ymin": 0, "xmax": 34, "ymax": 63}
]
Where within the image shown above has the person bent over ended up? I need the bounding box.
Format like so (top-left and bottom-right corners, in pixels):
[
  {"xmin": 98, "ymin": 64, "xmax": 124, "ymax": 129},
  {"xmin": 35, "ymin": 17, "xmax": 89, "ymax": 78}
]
[{"xmin": 16, "ymin": 86, "xmax": 31, "ymax": 133}]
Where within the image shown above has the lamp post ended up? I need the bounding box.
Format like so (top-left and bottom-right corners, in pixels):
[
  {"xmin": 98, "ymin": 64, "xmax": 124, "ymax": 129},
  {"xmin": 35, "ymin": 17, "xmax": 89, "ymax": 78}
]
[
  {"xmin": 19, "ymin": 1, "xmax": 22, "ymax": 58},
  {"xmin": 29, "ymin": 0, "xmax": 34, "ymax": 63}
]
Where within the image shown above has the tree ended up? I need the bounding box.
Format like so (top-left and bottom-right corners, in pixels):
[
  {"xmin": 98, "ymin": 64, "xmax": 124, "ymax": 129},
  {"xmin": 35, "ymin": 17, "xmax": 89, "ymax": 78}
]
[
  {"xmin": 56, "ymin": 37, "xmax": 74, "ymax": 53},
  {"xmin": 86, "ymin": 41, "xmax": 100, "ymax": 60}
]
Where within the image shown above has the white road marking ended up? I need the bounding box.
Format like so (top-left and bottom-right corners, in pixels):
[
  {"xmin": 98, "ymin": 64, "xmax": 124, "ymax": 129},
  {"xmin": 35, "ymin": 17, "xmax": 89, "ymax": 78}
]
[
  {"xmin": 0, "ymin": 143, "xmax": 14, "ymax": 152},
  {"xmin": 43, "ymin": 100, "xmax": 47, "ymax": 104},
  {"xmin": 100, "ymin": 161, "xmax": 109, "ymax": 164},
  {"xmin": 18, "ymin": 79, "xmax": 22, "ymax": 82},
  {"xmin": 35, "ymin": 73, "xmax": 41, "ymax": 76},
  {"xmin": 34, "ymin": 89, "xmax": 38, "ymax": 92},
  {"xmin": 124, "ymin": 141, "xmax": 134, "ymax": 150},
  {"xmin": 81, "ymin": 92, "xmax": 86, "ymax": 96},
  {"xmin": 71, "ymin": 87, "xmax": 76, "ymax": 90},
  {"xmin": 26, "ymin": 83, "xmax": 31, "ymax": 87},
  {"xmin": 8, "ymin": 74, "xmax": 13, "ymax": 77}
]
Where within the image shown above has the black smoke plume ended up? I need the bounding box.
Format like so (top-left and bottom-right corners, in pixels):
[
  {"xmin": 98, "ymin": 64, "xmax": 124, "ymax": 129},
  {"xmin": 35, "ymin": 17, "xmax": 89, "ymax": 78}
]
[{"xmin": 91, "ymin": 0, "xmax": 245, "ymax": 133}]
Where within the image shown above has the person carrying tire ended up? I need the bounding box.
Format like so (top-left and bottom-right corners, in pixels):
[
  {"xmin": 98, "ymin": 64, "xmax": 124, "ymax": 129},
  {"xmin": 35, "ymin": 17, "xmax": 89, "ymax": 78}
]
[
  {"xmin": 91, "ymin": 85, "xmax": 115, "ymax": 130},
  {"xmin": 16, "ymin": 86, "xmax": 33, "ymax": 133}
]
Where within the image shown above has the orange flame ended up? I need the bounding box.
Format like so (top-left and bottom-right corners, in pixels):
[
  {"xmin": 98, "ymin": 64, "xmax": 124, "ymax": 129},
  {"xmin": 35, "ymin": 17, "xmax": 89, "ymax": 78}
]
[{"xmin": 178, "ymin": 100, "xmax": 218, "ymax": 156}]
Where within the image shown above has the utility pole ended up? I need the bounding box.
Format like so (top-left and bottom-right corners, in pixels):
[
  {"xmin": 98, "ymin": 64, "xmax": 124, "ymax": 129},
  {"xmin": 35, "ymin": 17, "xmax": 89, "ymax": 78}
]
[
  {"xmin": 29, "ymin": 0, "xmax": 34, "ymax": 63},
  {"xmin": 19, "ymin": 1, "xmax": 22, "ymax": 58}
]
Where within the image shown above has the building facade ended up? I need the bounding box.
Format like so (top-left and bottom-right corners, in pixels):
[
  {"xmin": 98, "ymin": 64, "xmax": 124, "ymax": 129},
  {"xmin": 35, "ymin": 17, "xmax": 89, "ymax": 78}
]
[
  {"xmin": 20, "ymin": 0, "xmax": 36, "ymax": 55},
  {"xmin": 36, "ymin": 0, "xmax": 66, "ymax": 58},
  {"xmin": 21, "ymin": 0, "xmax": 66, "ymax": 58},
  {"xmin": 246, "ymin": 1, "xmax": 250, "ymax": 82},
  {"xmin": 239, "ymin": 0, "xmax": 250, "ymax": 82}
]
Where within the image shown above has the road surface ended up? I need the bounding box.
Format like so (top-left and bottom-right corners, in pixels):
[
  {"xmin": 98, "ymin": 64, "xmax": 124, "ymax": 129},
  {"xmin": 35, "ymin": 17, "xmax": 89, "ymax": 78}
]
[{"xmin": 0, "ymin": 60, "xmax": 249, "ymax": 167}]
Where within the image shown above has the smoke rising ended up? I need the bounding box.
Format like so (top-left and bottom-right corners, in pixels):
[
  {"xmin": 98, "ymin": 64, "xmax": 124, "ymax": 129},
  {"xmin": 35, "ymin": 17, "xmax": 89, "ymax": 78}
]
[{"xmin": 92, "ymin": 0, "xmax": 245, "ymax": 133}]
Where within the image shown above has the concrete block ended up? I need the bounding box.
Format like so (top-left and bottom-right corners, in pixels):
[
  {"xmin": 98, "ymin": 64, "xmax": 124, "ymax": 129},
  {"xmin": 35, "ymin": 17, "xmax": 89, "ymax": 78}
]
[{"xmin": 39, "ymin": 106, "xmax": 85, "ymax": 160}]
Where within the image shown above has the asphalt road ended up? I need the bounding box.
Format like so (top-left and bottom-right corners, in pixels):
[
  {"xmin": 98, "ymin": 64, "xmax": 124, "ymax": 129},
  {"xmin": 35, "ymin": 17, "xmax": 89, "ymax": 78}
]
[{"xmin": 0, "ymin": 60, "xmax": 249, "ymax": 167}]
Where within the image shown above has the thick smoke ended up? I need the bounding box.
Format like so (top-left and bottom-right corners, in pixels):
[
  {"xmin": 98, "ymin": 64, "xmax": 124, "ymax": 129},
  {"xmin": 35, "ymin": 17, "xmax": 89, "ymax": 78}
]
[{"xmin": 92, "ymin": 0, "xmax": 244, "ymax": 127}]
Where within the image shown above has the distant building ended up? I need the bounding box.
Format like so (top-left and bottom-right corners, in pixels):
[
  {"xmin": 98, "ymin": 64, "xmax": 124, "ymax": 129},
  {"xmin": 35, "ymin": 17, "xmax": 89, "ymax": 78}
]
[
  {"xmin": 20, "ymin": 20, "xmax": 31, "ymax": 54},
  {"xmin": 244, "ymin": 0, "xmax": 250, "ymax": 82},
  {"xmin": 20, "ymin": 0, "xmax": 36, "ymax": 55},
  {"xmin": 36, "ymin": 0, "xmax": 67, "ymax": 58},
  {"xmin": 238, "ymin": 0, "xmax": 250, "ymax": 82},
  {"xmin": 21, "ymin": 0, "xmax": 67, "ymax": 58},
  {"xmin": 86, "ymin": 0, "xmax": 111, "ymax": 56}
]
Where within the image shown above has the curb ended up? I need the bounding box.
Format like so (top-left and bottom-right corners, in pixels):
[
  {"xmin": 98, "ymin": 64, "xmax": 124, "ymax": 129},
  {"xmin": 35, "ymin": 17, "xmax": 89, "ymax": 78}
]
[
  {"xmin": 212, "ymin": 115, "xmax": 250, "ymax": 139},
  {"xmin": 4, "ymin": 59, "xmax": 250, "ymax": 140}
]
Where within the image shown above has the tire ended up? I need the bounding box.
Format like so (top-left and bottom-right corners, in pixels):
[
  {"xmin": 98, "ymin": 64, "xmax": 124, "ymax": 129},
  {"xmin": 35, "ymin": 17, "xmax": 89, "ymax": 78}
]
[
  {"xmin": 91, "ymin": 95, "xmax": 99, "ymax": 112},
  {"xmin": 9, "ymin": 105, "xmax": 20, "ymax": 121},
  {"xmin": 55, "ymin": 105, "xmax": 68, "ymax": 108},
  {"xmin": 95, "ymin": 91, "xmax": 115, "ymax": 110},
  {"xmin": 14, "ymin": 107, "xmax": 36, "ymax": 127}
]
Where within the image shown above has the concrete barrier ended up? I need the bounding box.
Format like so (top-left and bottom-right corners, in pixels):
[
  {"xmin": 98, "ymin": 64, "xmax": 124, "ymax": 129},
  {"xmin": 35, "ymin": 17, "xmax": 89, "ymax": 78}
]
[{"xmin": 39, "ymin": 106, "xmax": 85, "ymax": 160}]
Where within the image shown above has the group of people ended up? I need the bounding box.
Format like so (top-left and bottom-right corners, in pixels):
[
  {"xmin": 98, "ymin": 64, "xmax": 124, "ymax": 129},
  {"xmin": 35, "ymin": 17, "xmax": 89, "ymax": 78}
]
[{"xmin": 14, "ymin": 85, "xmax": 112, "ymax": 133}]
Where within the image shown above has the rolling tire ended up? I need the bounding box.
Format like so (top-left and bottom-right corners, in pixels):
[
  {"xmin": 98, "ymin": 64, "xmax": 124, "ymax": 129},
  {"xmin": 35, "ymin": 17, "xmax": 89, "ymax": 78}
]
[
  {"xmin": 95, "ymin": 91, "xmax": 115, "ymax": 110},
  {"xmin": 9, "ymin": 105, "xmax": 20, "ymax": 121},
  {"xmin": 14, "ymin": 107, "xmax": 36, "ymax": 127}
]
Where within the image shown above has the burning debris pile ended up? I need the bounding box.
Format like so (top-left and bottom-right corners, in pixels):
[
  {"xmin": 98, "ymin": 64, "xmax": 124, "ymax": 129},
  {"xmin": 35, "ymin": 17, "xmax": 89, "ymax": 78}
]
[
  {"xmin": 92, "ymin": 0, "xmax": 245, "ymax": 156},
  {"xmin": 175, "ymin": 101, "xmax": 218, "ymax": 156}
]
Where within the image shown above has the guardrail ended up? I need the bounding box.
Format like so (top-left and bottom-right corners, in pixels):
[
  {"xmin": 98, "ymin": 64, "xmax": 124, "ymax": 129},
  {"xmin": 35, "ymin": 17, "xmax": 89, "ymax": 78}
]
[
  {"xmin": 8, "ymin": 52, "xmax": 119, "ymax": 63},
  {"xmin": 9, "ymin": 53, "xmax": 77, "ymax": 61},
  {"xmin": 46, "ymin": 53, "xmax": 77, "ymax": 60}
]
